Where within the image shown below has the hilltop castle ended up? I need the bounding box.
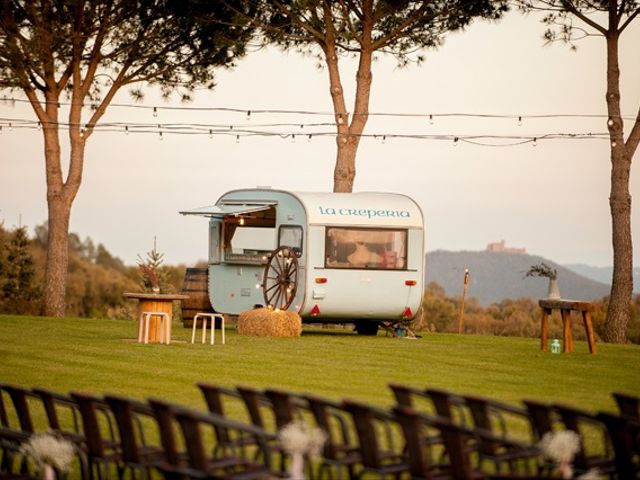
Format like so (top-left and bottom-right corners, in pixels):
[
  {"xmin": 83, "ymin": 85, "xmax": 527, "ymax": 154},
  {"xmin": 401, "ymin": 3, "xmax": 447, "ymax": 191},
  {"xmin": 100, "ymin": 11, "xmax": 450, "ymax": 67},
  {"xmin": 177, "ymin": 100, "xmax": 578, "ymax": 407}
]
[{"xmin": 486, "ymin": 240, "xmax": 526, "ymax": 254}]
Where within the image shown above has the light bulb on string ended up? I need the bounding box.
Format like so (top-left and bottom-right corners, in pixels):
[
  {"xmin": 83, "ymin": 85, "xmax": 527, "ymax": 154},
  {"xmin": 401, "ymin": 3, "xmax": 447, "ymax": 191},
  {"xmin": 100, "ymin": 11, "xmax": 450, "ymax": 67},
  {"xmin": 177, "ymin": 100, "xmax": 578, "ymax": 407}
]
[
  {"xmin": 429, "ymin": 114, "xmax": 434, "ymax": 125},
  {"xmin": 37, "ymin": 121, "xmax": 41, "ymax": 131},
  {"xmin": 236, "ymin": 134, "xmax": 240, "ymax": 144},
  {"xmin": 80, "ymin": 127, "xmax": 85, "ymax": 138},
  {"xmin": 517, "ymin": 116, "xmax": 522, "ymax": 127},
  {"xmin": 159, "ymin": 131, "xmax": 163, "ymax": 141},
  {"xmin": 8, "ymin": 123, "xmax": 12, "ymax": 131},
  {"xmin": 307, "ymin": 134, "xmax": 312, "ymax": 142},
  {"xmin": 291, "ymin": 134, "xmax": 296, "ymax": 143},
  {"xmin": 153, "ymin": 107, "xmax": 158, "ymax": 117},
  {"xmin": 209, "ymin": 129, "xmax": 213, "ymax": 139},
  {"xmin": 612, "ymin": 140, "xmax": 617, "ymax": 147},
  {"xmin": 382, "ymin": 135, "xmax": 386, "ymax": 144},
  {"xmin": 246, "ymin": 110, "xmax": 251, "ymax": 120},
  {"xmin": 532, "ymin": 137, "xmax": 537, "ymax": 147},
  {"xmin": 453, "ymin": 137, "xmax": 459, "ymax": 146},
  {"xmin": 607, "ymin": 118, "xmax": 614, "ymax": 126},
  {"xmin": 124, "ymin": 125, "xmax": 129, "ymax": 135}
]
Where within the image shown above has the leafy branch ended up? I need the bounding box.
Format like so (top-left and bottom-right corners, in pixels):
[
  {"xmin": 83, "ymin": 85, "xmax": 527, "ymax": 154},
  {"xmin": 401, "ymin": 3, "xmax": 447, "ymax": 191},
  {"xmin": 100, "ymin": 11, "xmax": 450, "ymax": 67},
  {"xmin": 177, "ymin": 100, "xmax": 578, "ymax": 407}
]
[{"xmin": 525, "ymin": 262, "xmax": 558, "ymax": 280}]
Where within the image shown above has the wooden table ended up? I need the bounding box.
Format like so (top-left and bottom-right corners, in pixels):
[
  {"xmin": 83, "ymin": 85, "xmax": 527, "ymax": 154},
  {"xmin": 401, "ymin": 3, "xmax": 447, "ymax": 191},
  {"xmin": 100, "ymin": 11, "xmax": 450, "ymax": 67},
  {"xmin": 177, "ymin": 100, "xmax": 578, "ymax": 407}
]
[
  {"xmin": 124, "ymin": 293, "xmax": 189, "ymax": 343},
  {"xmin": 539, "ymin": 299, "xmax": 597, "ymax": 354}
]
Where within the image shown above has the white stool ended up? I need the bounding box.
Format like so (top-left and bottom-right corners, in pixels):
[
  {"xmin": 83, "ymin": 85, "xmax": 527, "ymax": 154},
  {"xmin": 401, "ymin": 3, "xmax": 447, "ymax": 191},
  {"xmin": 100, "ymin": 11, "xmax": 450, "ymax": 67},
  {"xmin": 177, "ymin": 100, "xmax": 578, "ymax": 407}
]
[
  {"xmin": 192, "ymin": 313, "xmax": 225, "ymax": 345},
  {"xmin": 139, "ymin": 311, "xmax": 170, "ymax": 344}
]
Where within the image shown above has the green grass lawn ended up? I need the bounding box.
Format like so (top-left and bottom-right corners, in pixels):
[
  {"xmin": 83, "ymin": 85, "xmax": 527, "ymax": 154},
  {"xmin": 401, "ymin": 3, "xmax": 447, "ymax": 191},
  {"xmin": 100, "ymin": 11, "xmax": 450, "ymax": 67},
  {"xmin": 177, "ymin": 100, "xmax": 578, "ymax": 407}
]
[{"xmin": 1, "ymin": 314, "xmax": 639, "ymax": 416}]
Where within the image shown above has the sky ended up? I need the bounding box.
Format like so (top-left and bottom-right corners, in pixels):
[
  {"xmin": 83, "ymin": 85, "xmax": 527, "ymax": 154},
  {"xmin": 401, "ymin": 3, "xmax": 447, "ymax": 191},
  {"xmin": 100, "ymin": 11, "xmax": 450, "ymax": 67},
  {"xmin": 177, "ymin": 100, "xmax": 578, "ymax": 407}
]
[{"xmin": 1, "ymin": 10, "xmax": 639, "ymax": 269}]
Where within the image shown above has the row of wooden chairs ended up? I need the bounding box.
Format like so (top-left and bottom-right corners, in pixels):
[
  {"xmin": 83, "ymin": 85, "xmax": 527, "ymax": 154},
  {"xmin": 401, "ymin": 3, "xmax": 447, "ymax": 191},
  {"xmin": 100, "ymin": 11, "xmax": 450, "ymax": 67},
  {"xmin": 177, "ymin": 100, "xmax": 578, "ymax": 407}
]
[{"xmin": 1, "ymin": 382, "xmax": 639, "ymax": 479}]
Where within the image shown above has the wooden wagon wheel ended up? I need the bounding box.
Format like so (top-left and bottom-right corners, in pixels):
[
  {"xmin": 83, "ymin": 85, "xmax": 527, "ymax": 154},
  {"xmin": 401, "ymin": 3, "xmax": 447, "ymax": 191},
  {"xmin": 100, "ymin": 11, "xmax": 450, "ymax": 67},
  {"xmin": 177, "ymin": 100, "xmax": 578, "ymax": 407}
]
[{"xmin": 262, "ymin": 246, "xmax": 299, "ymax": 310}]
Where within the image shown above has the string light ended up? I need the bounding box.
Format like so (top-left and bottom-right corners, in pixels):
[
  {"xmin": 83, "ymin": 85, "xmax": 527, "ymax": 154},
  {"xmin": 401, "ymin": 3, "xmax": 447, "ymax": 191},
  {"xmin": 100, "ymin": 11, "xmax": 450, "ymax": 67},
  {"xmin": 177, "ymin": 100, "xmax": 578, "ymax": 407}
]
[
  {"xmin": 382, "ymin": 135, "xmax": 386, "ymax": 144},
  {"xmin": 517, "ymin": 116, "xmax": 522, "ymax": 127},
  {"xmin": 3, "ymin": 98, "xmax": 637, "ymax": 125},
  {"xmin": 291, "ymin": 134, "xmax": 296, "ymax": 143},
  {"xmin": 246, "ymin": 110, "xmax": 251, "ymax": 120},
  {"xmin": 236, "ymin": 134, "xmax": 240, "ymax": 143},
  {"xmin": 454, "ymin": 137, "xmax": 459, "ymax": 146},
  {"xmin": 0, "ymin": 101, "xmax": 617, "ymax": 148},
  {"xmin": 153, "ymin": 107, "xmax": 158, "ymax": 117}
]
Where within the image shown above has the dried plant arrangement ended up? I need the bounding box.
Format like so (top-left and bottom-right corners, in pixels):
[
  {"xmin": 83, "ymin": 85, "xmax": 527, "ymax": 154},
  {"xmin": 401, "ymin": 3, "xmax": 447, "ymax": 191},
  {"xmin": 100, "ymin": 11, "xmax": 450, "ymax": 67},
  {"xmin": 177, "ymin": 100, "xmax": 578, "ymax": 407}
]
[{"xmin": 525, "ymin": 262, "xmax": 558, "ymax": 280}]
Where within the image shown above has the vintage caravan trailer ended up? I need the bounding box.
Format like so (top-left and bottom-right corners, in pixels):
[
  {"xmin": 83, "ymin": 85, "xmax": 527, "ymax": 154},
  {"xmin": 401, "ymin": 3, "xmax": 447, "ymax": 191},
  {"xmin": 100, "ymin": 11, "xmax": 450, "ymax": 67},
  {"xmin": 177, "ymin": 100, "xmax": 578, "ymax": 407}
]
[{"xmin": 180, "ymin": 188, "xmax": 425, "ymax": 335}]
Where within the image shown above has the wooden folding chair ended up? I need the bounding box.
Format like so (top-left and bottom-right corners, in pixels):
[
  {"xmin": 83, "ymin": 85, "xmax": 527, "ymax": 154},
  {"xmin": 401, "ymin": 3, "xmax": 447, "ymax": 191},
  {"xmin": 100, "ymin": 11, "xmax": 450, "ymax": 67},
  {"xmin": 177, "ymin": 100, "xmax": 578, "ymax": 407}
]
[{"xmin": 342, "ymin": 399, "xmax": 409, "ymax": 479}]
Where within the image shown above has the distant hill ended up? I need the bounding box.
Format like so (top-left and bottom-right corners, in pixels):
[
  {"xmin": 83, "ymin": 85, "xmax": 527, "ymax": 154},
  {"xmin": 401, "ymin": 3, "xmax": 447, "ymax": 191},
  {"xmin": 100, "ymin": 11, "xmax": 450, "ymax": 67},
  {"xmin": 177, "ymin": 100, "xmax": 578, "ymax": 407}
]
[
  {"xmin": 425, "ymin": 250, "xmax": 611, "ymax": 305},
  {"xmin": 564, "ymin": 264, "xmax": 639, "ymax": 294}
]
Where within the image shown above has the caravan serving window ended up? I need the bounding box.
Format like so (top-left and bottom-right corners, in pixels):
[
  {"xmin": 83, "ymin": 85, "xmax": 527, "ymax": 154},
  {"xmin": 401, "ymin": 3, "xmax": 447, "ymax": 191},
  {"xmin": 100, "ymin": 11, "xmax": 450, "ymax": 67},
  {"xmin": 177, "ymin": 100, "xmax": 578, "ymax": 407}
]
[
  {"xmin": 324, "ymin": 227, "xmax": 407, "ymax": 270},
  {"xmin": 222, "ymin": 207, "xmax": 277, "ymax": 263}
]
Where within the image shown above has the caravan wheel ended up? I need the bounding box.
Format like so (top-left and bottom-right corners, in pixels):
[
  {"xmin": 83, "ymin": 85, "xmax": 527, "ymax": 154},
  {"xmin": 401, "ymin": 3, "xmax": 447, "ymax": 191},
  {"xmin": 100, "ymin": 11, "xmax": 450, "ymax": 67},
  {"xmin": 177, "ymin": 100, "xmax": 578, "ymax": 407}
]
[
  {"xmin": 262, "ymin": 246, "xmax": 299, "ymax": 311},
  {"xmin": 354, "ymin": 321, "xmax": 379, "ymax": 336}
]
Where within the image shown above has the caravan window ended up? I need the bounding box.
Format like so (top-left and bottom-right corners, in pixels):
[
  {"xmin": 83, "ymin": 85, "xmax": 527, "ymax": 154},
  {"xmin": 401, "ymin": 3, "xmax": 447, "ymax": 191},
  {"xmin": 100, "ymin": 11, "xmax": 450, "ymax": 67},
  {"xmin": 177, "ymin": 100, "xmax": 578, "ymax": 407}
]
[
  {"xmin": 228, "ymin": 226, "xmax": 275, "ymax": 253},
  {"xmin": 222, "ymin": 207, "xmax": 277, "ymax": 263},
  {"xmin": 324, "ymin": 227, "xmax": 407, "ymax": 270},
  {"xmin": 278, "ymin": 225, "xmax": 303, "ymax": 255}
]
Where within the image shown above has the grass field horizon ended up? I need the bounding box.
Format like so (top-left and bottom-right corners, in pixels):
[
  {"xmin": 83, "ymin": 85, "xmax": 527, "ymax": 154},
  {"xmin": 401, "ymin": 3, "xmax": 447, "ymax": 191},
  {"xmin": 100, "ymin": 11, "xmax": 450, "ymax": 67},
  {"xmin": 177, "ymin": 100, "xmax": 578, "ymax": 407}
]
[{"xmin": 1, "ymin": 314, "xmax": 639, "ymax": 416}]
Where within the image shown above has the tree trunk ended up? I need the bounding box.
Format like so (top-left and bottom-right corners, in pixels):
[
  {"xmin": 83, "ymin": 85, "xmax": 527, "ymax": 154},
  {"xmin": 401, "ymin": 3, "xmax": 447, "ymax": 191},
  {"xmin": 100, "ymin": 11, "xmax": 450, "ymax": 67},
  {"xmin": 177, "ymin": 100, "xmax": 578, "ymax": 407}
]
[
  {"xmin": 603, "ymin": 26, "xmax": 633, "ymax": 343},
  {"xmin": 326, "ymin": 0, "xmax": 374, "ymax": 193},
  {"xmin": 43, "ymin": 195, "xmax": 72, "ymax": 317},
  {"xmin": 41, "ymin": 106, "xmax": 84, "ymax": 317}
]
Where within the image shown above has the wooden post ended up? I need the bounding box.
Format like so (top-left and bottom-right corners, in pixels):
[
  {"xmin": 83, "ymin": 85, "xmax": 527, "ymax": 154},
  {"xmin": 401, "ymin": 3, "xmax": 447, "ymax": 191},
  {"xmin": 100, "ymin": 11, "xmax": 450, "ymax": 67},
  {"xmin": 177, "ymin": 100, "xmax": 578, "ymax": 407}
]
[{"xmin": 457, "ymin": 269, "xmax": 469, "ymax": 335}]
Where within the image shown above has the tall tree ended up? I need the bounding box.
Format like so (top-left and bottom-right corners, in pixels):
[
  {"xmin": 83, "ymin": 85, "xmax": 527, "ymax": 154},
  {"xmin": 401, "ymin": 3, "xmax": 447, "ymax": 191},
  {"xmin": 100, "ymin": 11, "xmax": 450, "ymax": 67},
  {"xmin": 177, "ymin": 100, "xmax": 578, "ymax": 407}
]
[
  {"xmin": 238, "ymin": 0, "xmax": 507, "ymax": 192},
  {"xmin": 0, "ymin": 226, "xmax": 39, "ymax": 312},
  {"xmin": 516, "ymin": 0, "xmax": 639, "ymax": 343},
  {"xmin": 0, "ymin": 0, "xmax": 256, "ymax": 316}
]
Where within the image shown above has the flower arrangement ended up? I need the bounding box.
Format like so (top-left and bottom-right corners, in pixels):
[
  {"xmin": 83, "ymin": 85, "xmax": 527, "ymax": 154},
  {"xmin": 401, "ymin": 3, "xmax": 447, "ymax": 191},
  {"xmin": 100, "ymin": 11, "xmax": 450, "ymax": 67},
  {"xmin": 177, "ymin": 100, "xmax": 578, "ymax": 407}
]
[
  {"xmin": 525, "ymin": 262, "xmax": 561, "ymax": 298},
  {"xmin": 20, "ymin": 433, "xmax": 75, "ymax": 479},
  {"xmin": 278, "ymin": 421, "xmax": 326, "ymax": 479},
  {"xmin": 539, "ymin": 430, "xmax": 580, "ymax": 479},
  {"xmin": 525, "ymin": 262, "xmax": 558, "ymax": 280}
]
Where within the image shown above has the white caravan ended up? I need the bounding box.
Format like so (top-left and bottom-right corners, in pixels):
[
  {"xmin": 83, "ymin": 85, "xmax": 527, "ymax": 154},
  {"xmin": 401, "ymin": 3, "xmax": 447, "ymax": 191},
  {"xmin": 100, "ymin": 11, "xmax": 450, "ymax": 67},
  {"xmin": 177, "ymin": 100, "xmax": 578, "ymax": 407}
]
[{"xmin": 181, "ymin": 188, "xmax": 425, "ymax": 335}]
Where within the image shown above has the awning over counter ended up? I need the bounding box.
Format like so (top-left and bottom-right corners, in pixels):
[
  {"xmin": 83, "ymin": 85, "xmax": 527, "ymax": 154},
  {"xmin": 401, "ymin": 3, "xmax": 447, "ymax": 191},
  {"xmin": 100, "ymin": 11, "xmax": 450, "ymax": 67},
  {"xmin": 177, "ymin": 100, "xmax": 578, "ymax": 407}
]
[{"xmin": 179, "ymin": 201, "xmax": 276, "ymax": 217}]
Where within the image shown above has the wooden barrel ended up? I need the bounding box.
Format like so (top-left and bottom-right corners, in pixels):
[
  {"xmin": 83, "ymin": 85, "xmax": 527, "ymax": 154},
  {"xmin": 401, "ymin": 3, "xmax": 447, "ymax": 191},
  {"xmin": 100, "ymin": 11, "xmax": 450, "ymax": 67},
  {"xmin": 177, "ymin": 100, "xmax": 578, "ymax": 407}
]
[{"xmin": 181, "ymin": 267, "xmax": 215, "ymax": 328}]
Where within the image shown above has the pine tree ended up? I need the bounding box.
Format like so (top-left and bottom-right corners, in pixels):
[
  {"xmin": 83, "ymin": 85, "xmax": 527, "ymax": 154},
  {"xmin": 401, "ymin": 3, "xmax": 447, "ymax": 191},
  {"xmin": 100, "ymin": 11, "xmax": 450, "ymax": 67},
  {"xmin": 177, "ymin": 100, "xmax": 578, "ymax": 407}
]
[{"xmin": 1, "ymin": 226, "xmax": 39, "ymax": 313}]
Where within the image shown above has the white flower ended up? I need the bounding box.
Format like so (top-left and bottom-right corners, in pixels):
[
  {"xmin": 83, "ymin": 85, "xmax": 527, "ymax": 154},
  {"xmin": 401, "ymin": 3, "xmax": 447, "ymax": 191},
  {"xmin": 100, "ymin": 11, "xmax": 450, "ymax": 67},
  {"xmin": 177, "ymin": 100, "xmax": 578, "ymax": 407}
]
[
  {"xmin": 577, "ymin": 469, "xmax": 601, "ymax": 480},
  {"xmin": 20, "ymin": 433, "xmax": 75, "ymax": 473},
  {"xmin": 539, "ymin": 430, "xmax": 581, "ymax": 465},
  {"xmin": 278, "ymin": 421, "xmax": 326, "ymax": 457}
]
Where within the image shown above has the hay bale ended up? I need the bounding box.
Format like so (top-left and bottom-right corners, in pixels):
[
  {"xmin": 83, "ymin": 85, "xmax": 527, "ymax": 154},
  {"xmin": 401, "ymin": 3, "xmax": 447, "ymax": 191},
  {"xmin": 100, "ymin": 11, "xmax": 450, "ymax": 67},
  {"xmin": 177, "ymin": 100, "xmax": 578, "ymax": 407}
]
[{"xmin": 237, "ymin": 308, "xmax": 302, "ymax": 337}]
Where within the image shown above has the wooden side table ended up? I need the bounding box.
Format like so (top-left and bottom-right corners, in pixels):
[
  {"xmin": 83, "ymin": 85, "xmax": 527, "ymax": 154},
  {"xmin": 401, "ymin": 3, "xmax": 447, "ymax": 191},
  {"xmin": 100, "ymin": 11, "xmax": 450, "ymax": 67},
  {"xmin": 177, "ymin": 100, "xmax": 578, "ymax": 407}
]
[
  {"xmin": 539, "ymin": 299, "xmax": 597, "ymax": 354},
  {"xmin": 124, "ymin": 293, "xmax": 189, "ymax": 343}
]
